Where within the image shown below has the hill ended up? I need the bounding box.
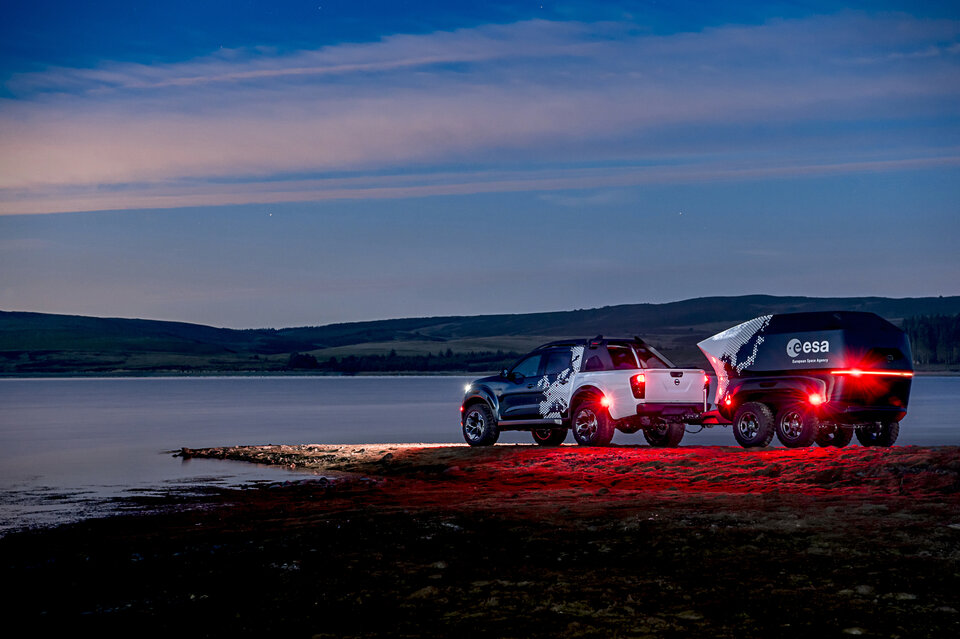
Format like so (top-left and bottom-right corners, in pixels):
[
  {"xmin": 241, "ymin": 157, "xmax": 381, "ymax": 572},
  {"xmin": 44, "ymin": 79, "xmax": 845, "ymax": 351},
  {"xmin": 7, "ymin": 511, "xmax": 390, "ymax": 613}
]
[{"xmin": 2, "ymin": 295, "xmax": 959, "ymax": 374}]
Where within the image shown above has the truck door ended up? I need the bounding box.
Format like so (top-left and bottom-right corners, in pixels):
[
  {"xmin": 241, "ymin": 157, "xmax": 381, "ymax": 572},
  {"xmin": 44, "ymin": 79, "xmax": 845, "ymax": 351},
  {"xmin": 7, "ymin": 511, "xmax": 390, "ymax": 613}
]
[
  {"xmin": 498, "ymin": 352, "xmax": 546, "ymax": 421},
  {"xmin": 538, "ymin": 347, "xmax": 576, "ymax": 418}
]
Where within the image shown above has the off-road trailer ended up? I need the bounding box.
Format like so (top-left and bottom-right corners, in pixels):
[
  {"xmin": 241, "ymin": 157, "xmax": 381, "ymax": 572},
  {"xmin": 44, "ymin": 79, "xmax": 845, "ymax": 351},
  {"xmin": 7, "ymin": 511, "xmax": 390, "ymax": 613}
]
[{"xmin": 691, "ymin": 311, "xmax": 913, "ymax": 448}]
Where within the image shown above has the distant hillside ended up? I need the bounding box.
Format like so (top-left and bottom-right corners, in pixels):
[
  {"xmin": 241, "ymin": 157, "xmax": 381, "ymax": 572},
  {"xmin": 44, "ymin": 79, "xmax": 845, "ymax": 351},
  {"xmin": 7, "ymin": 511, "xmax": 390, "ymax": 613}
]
[{"xmin": 2, "ymin": 295, "xmax": 960, "ymax": 375}]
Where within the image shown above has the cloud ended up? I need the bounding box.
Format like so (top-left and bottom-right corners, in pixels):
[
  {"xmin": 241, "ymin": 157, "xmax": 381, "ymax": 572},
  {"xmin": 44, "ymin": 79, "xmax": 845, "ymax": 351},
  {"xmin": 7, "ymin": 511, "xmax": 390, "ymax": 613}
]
[{"xmin": 1, "ymin": 12, "xmax": 958, "ymax": 214}]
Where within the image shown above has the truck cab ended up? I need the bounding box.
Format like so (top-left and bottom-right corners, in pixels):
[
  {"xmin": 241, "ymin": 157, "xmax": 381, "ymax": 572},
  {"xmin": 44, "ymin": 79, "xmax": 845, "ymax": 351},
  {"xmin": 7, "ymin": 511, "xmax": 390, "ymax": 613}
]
[{"xmin": 461, "ymin": 337, "xmax": 707, "ymax": 447}]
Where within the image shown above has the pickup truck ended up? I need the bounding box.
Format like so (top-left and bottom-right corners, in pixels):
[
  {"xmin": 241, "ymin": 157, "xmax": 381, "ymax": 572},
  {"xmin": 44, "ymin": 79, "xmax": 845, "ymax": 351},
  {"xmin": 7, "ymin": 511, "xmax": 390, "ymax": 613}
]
[{"xmin": 460, "ymin": 336, "xmax": 708, "ymax": 447}]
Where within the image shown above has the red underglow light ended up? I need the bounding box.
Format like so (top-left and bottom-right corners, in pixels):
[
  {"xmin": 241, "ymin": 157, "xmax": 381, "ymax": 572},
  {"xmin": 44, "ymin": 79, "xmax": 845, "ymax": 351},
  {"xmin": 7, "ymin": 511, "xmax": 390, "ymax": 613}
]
[
  {"xmin": 724, "ymin": 396, "xmax": 732, "ymax": 406},
  {"xmin": 830, "ymin": 369, "xmax": 914, "ymax": 378},
  {"xmin": 808, "ymin": 393, "xmax": 824, "ymax": 405},
  {"xmin": 459, "ymin": 405, "xmax": 464, "ymax": 412},
  {"xmin": 600, "ymin": 396, "xmax": 611, "ymax": 408},
  {"xmin": 703, "ymin": 374, "xmax": 710, "ymax": 387}
]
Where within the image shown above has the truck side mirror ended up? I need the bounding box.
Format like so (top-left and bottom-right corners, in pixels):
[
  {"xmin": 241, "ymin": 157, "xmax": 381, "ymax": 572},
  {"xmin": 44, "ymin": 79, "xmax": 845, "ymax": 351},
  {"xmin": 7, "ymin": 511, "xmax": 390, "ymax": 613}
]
[{"xmin": 500, "ymin": 368, "xmax": 509, "ymax": 378}]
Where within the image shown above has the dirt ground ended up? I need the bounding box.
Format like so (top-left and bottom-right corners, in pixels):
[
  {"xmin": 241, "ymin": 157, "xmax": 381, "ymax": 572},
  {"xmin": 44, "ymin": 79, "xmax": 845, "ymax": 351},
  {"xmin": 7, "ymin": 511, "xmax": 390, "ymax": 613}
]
[{"xmin": 3, "ymin": 443, "xmax": 960, "ymax": 638}]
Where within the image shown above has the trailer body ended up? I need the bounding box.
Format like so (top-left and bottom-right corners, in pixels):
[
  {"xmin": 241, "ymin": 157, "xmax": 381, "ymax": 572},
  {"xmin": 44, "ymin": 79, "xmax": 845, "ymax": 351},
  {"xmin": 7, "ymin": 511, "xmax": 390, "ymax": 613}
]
[{"xmin": 697, "ymin": 311, "xmax": 913, "ymax": 447}]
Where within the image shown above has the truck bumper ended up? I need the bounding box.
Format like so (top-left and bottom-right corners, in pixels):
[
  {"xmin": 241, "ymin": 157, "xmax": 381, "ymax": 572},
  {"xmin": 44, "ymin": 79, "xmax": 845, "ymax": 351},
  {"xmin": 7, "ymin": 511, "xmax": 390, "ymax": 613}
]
[{"xmin": 636, "ymin": 402, "xmax": 703, "ymax": 422}]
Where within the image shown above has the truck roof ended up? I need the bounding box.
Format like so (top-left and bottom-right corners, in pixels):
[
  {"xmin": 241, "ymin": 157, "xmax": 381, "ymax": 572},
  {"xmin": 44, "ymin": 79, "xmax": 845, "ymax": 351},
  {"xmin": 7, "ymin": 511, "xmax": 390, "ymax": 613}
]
[{"xmin": 533, "ymin": 336, "xmax": 651, "ymax": 349}]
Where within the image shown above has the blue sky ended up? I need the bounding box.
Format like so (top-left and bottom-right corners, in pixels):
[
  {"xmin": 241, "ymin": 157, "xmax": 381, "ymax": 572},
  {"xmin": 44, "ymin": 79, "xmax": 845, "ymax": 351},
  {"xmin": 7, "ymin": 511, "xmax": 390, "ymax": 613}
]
[{"xmin": 1, "ymin": 1, "xmax": 958, "ymax": 327}]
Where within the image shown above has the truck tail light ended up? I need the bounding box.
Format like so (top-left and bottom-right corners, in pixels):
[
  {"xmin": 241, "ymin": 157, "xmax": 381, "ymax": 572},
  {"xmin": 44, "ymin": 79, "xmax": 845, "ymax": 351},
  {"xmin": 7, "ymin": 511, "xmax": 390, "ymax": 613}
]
[
  {"xmin": 631, "ymin": 373, "xmax": 645, "ymax": 399},
  {"xmin": 830, "ymin": 369, "xmax": 913, "ymax": 377}
]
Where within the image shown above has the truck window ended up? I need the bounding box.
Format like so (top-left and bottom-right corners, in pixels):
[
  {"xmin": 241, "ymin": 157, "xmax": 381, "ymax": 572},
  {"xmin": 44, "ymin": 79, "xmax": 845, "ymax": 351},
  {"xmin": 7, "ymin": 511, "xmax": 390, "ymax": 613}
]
[
  {"xmin": 510, "ymin": 354, "xmax": 542, "ymax": 378},
  {"xmin": 607, "ymin": 345, "xmax": 639, "ymax": 370},
  {"xmin": 633, "ymin": 346, "xmax": 670, "ymax": 369},
  {"xmin": 542, "ymin": 349, "xmax": 572, "ymax": 376}
]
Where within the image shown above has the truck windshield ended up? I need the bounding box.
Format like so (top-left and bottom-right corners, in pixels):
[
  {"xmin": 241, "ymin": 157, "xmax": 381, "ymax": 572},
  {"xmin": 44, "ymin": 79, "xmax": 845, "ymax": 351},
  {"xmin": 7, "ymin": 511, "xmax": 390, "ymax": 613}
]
[{"xmin": 633, "ymin": 346, "xmax": 670, "ymax": 369}]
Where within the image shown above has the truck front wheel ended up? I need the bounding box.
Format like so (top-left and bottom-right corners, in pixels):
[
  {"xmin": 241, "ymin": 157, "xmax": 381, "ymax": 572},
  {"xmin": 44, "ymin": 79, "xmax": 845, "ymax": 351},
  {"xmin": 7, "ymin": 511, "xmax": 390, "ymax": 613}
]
[
  {"xmin": 855, "ymin": 421, "xmax": 900, "ymax": 447},
  {"xmin": 643, "ymin": 422, "xmax": 685, "ymax": 447},
  {"xmin": 462, "ymin": 403, "xmax": 500, "ymax": 447},
  {"xmin": 775, "ymin": 403, "xmax": 819, "ymax": 448},
  {"xmin": 571, "ymin": 402, "xmax": 614, "ymax": 446},
  {"xmin": 532, "ymin": 428, "xmax": 567, "ymax": 446},
  {"xmin": 732, "ymin": 402, "xmax": 775, "ymax": 448}
]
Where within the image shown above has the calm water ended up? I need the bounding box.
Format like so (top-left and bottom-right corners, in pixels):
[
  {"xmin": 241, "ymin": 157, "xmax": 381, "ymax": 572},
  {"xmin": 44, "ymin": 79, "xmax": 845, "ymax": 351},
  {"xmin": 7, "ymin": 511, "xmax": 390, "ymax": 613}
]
[{"xmin": 1, "ymin": 375, "xmax": 958, "ymax": 533}]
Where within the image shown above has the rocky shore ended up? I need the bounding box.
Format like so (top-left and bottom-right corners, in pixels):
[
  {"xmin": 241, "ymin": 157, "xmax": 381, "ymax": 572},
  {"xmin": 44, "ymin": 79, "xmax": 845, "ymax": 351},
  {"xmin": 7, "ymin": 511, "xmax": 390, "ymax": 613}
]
[{"xmin": 4, "ymin": 443, "xmax": 960, "ymax": 637}]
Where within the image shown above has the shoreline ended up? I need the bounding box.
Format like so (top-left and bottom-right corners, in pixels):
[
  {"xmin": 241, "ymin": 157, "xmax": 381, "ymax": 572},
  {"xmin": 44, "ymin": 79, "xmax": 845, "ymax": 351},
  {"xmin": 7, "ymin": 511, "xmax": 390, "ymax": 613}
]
[
  {"xmin": 3, "ymin": 443, "xmax": 959, "ymax": 636},
  {"xmin": 2, "ymin": 369, "xmax": 959, "ymax": 379}
]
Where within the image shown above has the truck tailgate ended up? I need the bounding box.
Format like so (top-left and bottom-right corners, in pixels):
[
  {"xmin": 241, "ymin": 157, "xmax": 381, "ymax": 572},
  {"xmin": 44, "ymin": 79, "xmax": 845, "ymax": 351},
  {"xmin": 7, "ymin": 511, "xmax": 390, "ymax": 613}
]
[{"xmin": 643, "ymin": 369, "xmax": 705, "ymax": 403}]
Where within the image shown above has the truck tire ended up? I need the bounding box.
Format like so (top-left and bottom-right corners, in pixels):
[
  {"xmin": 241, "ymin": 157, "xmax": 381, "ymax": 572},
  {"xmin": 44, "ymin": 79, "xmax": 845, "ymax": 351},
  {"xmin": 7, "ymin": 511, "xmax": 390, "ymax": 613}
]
[
  {"xmin": 732, "ymin": 402, "xmax": 775, "ymax": 448},
  {"xmin": 815, "ymin": 425, "xmax": 853, "ymax": 448},
  {"xmin": 775, "ymin": 403, "xmax": 819, "ymax": 448},
  {"xmin": 855, "ymin": 421, "xmax": 900, "ymax": 447},
  {"xmin": 462, "ymin": 402, "xmax": 500, "ymax": 447},
  {"xmin": 643, "ymin": 421, "xmax": 685, "ymax": 447},
  {"xmin": 532, "ymin": 428, "xmax": 567, "ymax": 446},
  {"xmin": 571, "ymin": 402, "xmax": 614, "ymax": 446}
]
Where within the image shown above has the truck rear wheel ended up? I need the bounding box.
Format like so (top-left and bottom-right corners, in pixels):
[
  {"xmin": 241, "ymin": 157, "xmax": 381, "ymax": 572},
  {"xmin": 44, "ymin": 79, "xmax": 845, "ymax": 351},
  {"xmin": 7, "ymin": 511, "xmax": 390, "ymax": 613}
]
[
  {"xmin": 775, "ymin": 403, "xmax": 819, "ymax": 448},
  {"xmin": 571, "ymin": 402, "xmax": 614, "ymax": 446},
  {"xmin": 732, "ymin": 402, "xmax": 775, "ymax": 448},
  {"xmin": 815, "ymin": 425, "xmax": 853, "ymax": 448},
  {"xmin": 462, "ymin": 403, "xmax": 500, "ymax": 447},
  {"xmin": 532, "ymin": 428, "xmax": 567, "ymax": 446},
  {"xmin": 855, "ymin": 421, "xmax": 900, "ymax": 447},
  {"xmin": 643, "ymin": 422, "xmax": 685, "ymax": 447}
]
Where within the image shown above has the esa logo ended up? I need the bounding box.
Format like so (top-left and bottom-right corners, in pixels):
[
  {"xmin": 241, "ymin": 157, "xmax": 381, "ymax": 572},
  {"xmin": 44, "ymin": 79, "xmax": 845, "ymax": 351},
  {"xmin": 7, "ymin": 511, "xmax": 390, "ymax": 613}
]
[{"xmin": 787, "ymin": 338, "xmax": 830, "ymax": 357}]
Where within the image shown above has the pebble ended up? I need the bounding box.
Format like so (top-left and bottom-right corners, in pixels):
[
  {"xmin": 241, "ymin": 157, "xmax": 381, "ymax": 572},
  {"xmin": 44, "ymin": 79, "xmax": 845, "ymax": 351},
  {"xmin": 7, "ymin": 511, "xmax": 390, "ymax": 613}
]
[
  {"xmin": 842, "ymin": 628, "xmax": 866, "ymax": 635},
  {"xmin": 676, "ymin": 610, "xmax": 703, "ymax": 621}
]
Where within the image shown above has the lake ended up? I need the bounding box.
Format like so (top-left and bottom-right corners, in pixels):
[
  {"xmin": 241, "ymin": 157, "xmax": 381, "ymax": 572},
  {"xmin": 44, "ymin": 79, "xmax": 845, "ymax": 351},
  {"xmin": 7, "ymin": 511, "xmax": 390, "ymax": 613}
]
[{"xmin": 1, "ymin": 375, "xmax": 958, "ymax": 533}]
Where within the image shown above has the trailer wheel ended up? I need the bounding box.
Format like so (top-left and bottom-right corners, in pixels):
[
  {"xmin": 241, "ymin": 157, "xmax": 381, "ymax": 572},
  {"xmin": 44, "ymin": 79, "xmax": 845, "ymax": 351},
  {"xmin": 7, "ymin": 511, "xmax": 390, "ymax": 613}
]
[
  {"xmin": 643, "ymin": 421, "xmax": 685, "ymax": 447},
  {"xmin": 815, "ymin": 425, "xmax": 853, "ymax": 448},
  {"xmin": 571, "ymin": 402, "xmax": 614, "ymax": 446},
  {"xmin": 462, "ymin": 403, "xmax": 500, "ymax": 447},
  {"xmin": 855, "ymin": 421, "xmax": 900, "ymax": 447},
  {"xmin": 532, "ymin": 428, "xmax": 567, "ymax": 446},
  {"xmin": 732, "ymin": 402, "xmax": 775, "ymax": 448},
  {"xmin": 775, "ymin": 403, "xmax": 819, "ymax": 448}
]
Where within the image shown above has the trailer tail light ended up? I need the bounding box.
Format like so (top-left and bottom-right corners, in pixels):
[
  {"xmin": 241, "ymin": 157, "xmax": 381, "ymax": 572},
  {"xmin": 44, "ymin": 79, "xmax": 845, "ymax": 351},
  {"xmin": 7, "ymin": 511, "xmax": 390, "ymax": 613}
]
[
  {"xmin": 724, "ymin": 396, "xmax": 732, "ymax": 407},
  {"xmin": 703, "ymin": 374, "xmax": 710, "ymax": 388},
  {"xmin": 829, "ymin": 369, "xmax": 914, "ymax": 377},
  {"xmin": 808, "ymin": 393, "xmax": 824, "ymax": 406},
  {"xmin": 631, "ymin": 373, "xmax": 645, "ymax": 399}
]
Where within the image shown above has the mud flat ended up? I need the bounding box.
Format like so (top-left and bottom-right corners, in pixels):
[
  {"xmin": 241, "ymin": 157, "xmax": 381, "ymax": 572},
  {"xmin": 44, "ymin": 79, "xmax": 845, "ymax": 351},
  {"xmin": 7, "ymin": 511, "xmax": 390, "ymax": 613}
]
[{"xmin": 3, "ymin": 443, "xmax": 960, "ymax": 637}]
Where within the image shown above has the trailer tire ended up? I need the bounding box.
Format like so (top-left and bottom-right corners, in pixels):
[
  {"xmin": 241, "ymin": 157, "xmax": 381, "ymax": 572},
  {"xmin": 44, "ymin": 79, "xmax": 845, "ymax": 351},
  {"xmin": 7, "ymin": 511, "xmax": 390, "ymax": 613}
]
[
  {"xmin": 775, "ymin": 403, "xmax": 819, "ymax": 448},
  {"xmin": 815, "ymin": 425, "xmax": 854, "ymax": 448},
  {"xmin": 856, "ymin": 421, "xmax": 900, "ymax": 447},
  {"xmin": 462, "ymin": 402, "xmax": 500, "ymax": 447},
  {"xmin": 643, "ymin": 421, "xmax": 685, "ymax": 447},
  {"xmin": 532, "ymin": 428, "xmax": 567, "ymax": 446},
  {"xmin": 571, "ymin": 402, "xmax": 615, "ymax": 446},
  {"xmin": 732, "ymin": 402, "xmax": 775, "ymax": 448}
]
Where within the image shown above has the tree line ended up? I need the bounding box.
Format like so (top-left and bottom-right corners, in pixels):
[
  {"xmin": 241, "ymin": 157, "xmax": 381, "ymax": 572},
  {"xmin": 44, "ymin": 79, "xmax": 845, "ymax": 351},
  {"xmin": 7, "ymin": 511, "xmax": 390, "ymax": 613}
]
[
  {"xmin": 288, "ymin": 349, "xmax": 522, "ymax": 373},
  {"xmin": 902, "ymin": 314, "xmax": 960, "ymax": 366}
]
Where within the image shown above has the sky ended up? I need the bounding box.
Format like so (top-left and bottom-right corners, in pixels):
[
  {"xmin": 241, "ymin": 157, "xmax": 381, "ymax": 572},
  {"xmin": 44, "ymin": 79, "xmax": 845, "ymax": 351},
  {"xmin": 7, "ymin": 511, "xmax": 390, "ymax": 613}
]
[{"xmin": 0, "ymin": 1, "xmax": 958, "ymax": 328}]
